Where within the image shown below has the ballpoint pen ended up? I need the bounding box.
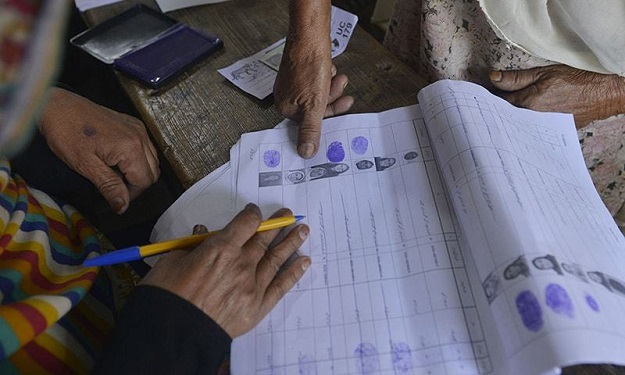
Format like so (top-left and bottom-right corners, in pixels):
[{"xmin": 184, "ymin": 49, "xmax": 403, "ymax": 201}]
[{"xmin": 83, "ymin": 215, "xmax": 305, "ymax": 267}]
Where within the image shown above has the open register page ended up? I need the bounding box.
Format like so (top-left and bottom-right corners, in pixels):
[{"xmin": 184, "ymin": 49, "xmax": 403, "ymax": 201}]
[
  {"xmin": 229, "ymin": 80, "xmax": 625, "ymax": 375},
  {"xmin": 150, "ymin": 80, "xmax": 625, "ymax": 374},
  {"xmin": 417, "ymin": 81, "xmax": 625, "ymax": 374}
]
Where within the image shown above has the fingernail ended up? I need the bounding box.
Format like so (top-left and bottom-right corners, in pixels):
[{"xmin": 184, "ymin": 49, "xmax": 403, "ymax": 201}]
[
  {"xmin": 113, "ymin": 198, "xmax": 126, "ymax": 214},
  {"xmin": 490, "ymin": 71, "xmax": 502, "ymax": 82},
  {"xmin": 245, "ymin": 203, "xmax": 256, "ymax": 210},
  {"xmin": 299, "ymin": 225, "xmax": 309, "ymax": 240},
  {"xmin": 298, "ymin": 143, "xmax": 316, "ymax": 158},
  {"xmin": 343, "ymin": 80, "xmax": 349, "ymax": 89},
  {"xmin": 302, "ymin": 257, "xmax": 311, "ymax": 271},
  {"xmin": 193, "ymin": 224, "xmax": 208, "ymax": 234}
]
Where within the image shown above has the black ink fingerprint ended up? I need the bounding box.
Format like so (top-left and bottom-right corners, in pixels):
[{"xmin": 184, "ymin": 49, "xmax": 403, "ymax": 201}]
[
  {"xmin": 403, "ymin": 151, "xmax": 418, "ymax": 160},
  {"xmin": 258, "ymin": 171, "xmax": 283, "ymax": 187}
]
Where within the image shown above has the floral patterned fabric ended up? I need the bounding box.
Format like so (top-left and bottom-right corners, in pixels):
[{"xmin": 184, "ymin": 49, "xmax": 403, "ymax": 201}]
[
  {"xmin": 383, "ymin": 0, "xmax": 552, "ymax": 84},
  {"xmin": 383, "ymin": 0, "xmax": 625, "ymax": 233}
]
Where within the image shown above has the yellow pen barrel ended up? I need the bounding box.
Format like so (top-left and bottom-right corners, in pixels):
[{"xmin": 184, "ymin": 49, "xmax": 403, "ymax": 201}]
[
  {"xmin": 140, "ymin": 232, "xmax": 212, "ymax": 257},
  {"xmin": 257, "ymin": 216, "xmax": 296, "ymax": 231},
  {"xmin": 139, "ymin": 216, "xmax": 297, "ymax": 258}
]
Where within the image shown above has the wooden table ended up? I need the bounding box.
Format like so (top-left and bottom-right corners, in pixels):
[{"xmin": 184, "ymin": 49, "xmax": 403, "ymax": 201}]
[
  {"xmin": 83, "ymin": 0, "xmax": 427, "ymax": 189},
  {"xmin": 83, "ymin": 1, "xmax": 624, "ymax": 374}
]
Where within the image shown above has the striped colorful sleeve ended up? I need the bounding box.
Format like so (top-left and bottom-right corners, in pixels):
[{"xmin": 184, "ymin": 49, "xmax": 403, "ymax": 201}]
[{"xmin": 0, "ymin": 158, "xmax": 115, "ymax": 373}]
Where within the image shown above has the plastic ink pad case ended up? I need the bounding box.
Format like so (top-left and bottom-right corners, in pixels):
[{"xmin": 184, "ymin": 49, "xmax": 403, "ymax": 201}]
[{"xmin": 71, "ymin": 4, "xmax": 223, "ymax": 89}]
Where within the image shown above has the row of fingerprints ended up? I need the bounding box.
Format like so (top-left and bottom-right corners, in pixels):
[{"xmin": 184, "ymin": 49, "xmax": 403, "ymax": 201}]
[
  {"xmin": 259, "ymin": 152, "xmax": 420, "ymax": 187},
  {"xmin": 483, "ymin": 253, "xmax": 625, "ymax": 332}
]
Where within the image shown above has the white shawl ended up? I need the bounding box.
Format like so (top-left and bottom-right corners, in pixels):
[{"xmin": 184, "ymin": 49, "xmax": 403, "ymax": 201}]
[{"xmin": 479, "ymin": 0, "xmax": 625, "ymax": 76}]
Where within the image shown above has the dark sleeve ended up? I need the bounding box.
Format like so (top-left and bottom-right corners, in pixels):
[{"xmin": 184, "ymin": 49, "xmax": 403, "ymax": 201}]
[{"xmin": 92, "ymin": 285, "xmax": 232, "ymax": 375}]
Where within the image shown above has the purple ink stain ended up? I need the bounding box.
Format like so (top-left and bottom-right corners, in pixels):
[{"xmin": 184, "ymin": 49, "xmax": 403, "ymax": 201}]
[
  {"xmin": 354, "ymin": 342, "xmax": 379, "ymax": 375},
  {"xmin": 391, "ymin": 342, "xmax": 412, "ymax": 373},
  {"xmin": 327, "ymin": 141, "xmax": 345, "ymax": 162},
  {"xmin": 298, "ymin": 355, "xmax": 316, "ymax": 375},
  {"xmin": 83, "ymin": 125, "xmax": 96, "ymax": 137},
  {"xmin": 545, "ymin": 283, "xmax": 574, "ymax": 318},
  {"xmin": 263, "ymin": 149, "xmax": 281, "ymax": 168},
  {"xmin": 351, "ymin": 136, "xmax": 368, "ymax": 155},
  {"xmin": 585, "ymin": 294, "xmax": 599, "ymax": 312},
  {"xmin": 516, "ymin": 290, "xmax": 543, "ymax": 332}
]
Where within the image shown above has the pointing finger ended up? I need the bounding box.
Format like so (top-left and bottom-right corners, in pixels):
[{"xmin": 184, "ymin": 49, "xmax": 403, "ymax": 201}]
[{"xmin": 297, "ymin": 107, "xmax": 325, "ymax": 159}]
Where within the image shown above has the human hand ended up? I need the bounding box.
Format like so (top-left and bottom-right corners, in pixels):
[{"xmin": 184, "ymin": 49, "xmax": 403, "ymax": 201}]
[
  {"xmin": 38, "ymin": 88, "xmax": 160, "ymax": 214},
  {"xmin": 140, "ymin": 204, "xmax": 311, "ymax": 338},
  {"xmin": 274, "ymin": 58, "xmax": 354, "ymax": 158},
  {"xmin": 489, "ymin": 65, "xmax": 625, "ymax": 128},
  {"xmin": 274, "ymin": 0, "xmax": 354, "ymax": 159}
]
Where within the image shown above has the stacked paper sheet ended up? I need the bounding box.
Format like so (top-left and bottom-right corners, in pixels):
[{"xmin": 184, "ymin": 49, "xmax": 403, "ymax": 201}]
[{"xmin": 150, "ymin": 80, "xmax": 625, "ymax": 375}]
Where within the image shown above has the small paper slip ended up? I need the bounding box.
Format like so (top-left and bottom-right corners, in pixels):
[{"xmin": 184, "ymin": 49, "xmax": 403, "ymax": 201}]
[
  {"xmin": 155, "ymin": 0, "xmax": 231, "ymax": 13},
  {"xmin": 218, "ymin": 6, "xmax": 358, "ymax": 100},
  {"xmin": 74, "ymin": 0, "xmax": 123, "ymax": 12}
]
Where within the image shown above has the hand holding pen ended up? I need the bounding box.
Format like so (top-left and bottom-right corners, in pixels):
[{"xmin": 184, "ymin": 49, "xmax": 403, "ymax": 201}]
[
  {"xmin": 139, "ymin": 204, "xmax": 310, "ymax": 338},
  {"xmin": 84, "ymin": 212, "xmax": 305, "ymax": 267}
]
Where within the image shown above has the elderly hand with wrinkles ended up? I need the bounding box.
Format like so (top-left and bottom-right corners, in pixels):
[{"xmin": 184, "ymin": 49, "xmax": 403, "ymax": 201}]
[
  {"xmin": 274, "ymin": 0, "xmax": 354, "ymax": 159},
  {"xmin": 141, "ymin": 204, "xmax": 311, "ymax": 338},
  {"xmin": 490, "ymin": 65, "xmax": 625, "ymax": 129},
  {"xmin": 38, "ymin": 87, "xmax": 160, "ymax": 214}
]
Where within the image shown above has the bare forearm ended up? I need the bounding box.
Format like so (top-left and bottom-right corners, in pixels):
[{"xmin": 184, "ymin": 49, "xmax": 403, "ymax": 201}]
[
  {"xmin": 276, "ymin": 0, "xmax": 353, "ymax": 158},
  {"xmin": 287, "ymin": 0, "xmax": 331, "ymax": 52}
]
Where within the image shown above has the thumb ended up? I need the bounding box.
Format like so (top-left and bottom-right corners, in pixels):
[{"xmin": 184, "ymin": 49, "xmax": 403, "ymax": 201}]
[
  {"xmin": 297, "ymin": 108, "xmax": 325, "ymax": 159},
  {"xmin": 81, "ymin": 155, "xmax": 130, "ymax": 214},
  {"xmin": 489, "ymin": 69, "xmax": 540, "ymax": 92}
]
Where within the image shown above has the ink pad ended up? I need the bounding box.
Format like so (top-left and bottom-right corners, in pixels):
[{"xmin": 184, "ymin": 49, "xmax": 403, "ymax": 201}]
[{"xmin": 70, "ymin": 4, "xmax": 223, "ymax": 89}]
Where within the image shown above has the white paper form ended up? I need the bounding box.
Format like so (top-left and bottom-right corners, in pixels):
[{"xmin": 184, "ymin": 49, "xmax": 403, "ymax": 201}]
[
  {"xmin": 148, "ymin": 121, "xmax": 293, "ymax": 272},
  {"xmin": 150, "ymin": 162, "xmax": 234, "ymax": 243},
  {"xmin": 149, "ymin": 120, "xmax": 290, "ymax": 245},
  {"xmin": 231, "ymin": 106, "xmax": 499, "ymax": 374},
  {"xmin": 418, "ymin": 80, "xmax": 625, "ymax": 374}
]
